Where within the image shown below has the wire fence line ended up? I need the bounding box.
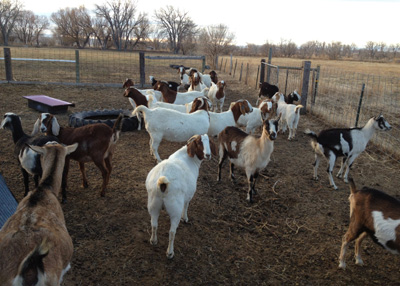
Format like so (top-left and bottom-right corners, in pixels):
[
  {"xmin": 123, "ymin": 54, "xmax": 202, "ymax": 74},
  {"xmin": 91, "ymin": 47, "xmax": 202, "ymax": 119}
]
[{"xmin": 1, "ymin": 47, "xmax": 399, "ymax": 163}]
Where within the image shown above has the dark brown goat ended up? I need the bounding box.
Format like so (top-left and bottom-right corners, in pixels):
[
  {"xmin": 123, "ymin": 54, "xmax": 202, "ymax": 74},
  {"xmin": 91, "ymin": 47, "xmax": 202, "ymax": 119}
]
[{"xmin": 33, "ymin": 113, "xmax": 123, "ymax": 203}]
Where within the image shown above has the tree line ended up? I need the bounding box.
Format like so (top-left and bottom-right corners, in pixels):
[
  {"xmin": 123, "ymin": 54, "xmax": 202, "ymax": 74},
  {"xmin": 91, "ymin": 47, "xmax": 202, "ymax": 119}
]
[{"xmin": 1, "ymin": 0, "xmax": 399, "ymax": 65}]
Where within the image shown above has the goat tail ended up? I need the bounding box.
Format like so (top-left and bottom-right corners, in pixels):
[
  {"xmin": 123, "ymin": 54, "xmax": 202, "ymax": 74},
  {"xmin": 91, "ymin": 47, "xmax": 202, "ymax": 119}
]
[
  {"xmin": 132, "ymin": 105, "xmax": 148, "ymax": 118},
  {"xmin": 157, "ymin": 176, "xmax": 169, "ymax": 193},
  {"xmin": 304, "ymin": 129, "xmax": 318, "ymax": 141},
  {"xmin": 113, "ymin": 113, "xmax": 124, "ymax": 133},
  {"xmin": 295, "ymin": 105, "xmax": 304, "ymax": 114},
  {"xmin": 16, "ymin": 239, "xmax": 50, "ymax": 285}
]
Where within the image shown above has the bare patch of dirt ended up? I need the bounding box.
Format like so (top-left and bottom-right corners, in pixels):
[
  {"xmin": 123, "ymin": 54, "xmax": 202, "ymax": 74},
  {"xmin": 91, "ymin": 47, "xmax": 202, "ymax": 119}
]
[{"xmin": 1, "ymin": 79, "xmax": 399, "ymax": 285}]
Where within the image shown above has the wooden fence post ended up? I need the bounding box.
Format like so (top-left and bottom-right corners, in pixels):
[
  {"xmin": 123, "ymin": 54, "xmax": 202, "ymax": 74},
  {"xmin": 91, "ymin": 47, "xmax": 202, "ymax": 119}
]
[
  {"xmin": 255, "ymin": 65, "xmax": 260, "ymax": 89},
  {"xmin": 239, "ymin": 63, "xmax": 243, "ymax": 81},
  {"xmin": 355, "ymin": 83, "xmax": 365, "ymax": 127},
  {"xmin": 202, "ymin": 56, "xmax": 206, "ymax": 73},
  {"xmin": 4, "ymin": 48, "xmax": 13, "ymax": 81},
  {"xmin": 233, "ymin": 59, "xmax": 237, "ymax": 77},
  {"xmin": 259, "ymin": 59, "xmax": 266, "ymax": 85},
  {"xmin": 229, "ymin": 54, "xmax": 233, "ymax": 75},
  {"xmin": 300, "ymin": 61, "xmax": 311, "ymax": 115},
  {"xmin": 139, "ymin": 52, "xmax": 145, "ymax": 87},
  {"xmin": 75, "ymin": 50, "xmax": 80, "ymax": 83},
  {"xmin": 245, "ymin": 63, "xmax": 249, "ymax": 85}
]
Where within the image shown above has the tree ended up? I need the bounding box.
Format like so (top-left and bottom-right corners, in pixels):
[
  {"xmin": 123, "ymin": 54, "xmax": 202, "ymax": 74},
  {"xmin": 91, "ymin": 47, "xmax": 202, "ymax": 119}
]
[
  {"xmin": 92, "ymin": 16, "xmax": 112, "ymax": 50},
  {"xmin": 326, "ymin": 41, "xmax": 342, "ymax": 60},
  {"xmin": 95, "ymin": 0, "xmax": 149, "ymax": 51},
  {"xmin": 0, "ymin": 0, "xmax": 23, "ymax": 45},
  {"xmin": 14, "ymin": 10, "xmax": 49, "ymax": 46},
  {"xmin": 198, "ymin": 24, "xmax": 235, "ymax": 69},
  {"xmin": 154, "ymin": 5, "xmax": 196, "ymax": 54}
]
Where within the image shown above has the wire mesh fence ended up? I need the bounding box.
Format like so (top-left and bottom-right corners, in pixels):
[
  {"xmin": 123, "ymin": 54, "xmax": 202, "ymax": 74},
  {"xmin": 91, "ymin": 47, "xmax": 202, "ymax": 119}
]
[{"xmin": 1, "ymin": 48, "xmax": 399, "ymax": 163}]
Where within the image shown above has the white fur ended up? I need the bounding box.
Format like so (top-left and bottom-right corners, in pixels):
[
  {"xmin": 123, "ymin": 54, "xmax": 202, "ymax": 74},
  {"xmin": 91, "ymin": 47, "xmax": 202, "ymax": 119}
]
[
  {"xmin": 372, "ymin": 211, "xmax": 400, "ymax": 254},
  {"xmin": 208, "ymin": 81, "xmax": 226, "ymax": 112},
  {"xmin": 132, "ymin": 106, "xmax": 210, "ymax": 162},
  {"xmin": 145, "ymin": 135, "xmax": 212, "ymax": 259},
  {"xmin": 236, "ymin": 107, "xmax": 263, "ymax": 134},
  {"xmin": 272, "ymin": 93, "xmax": 303, "ymax": 140}
]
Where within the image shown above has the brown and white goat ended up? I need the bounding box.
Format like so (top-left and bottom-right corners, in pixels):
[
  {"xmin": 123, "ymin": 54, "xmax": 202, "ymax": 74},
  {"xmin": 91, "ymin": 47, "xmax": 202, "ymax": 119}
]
[
  {"xmin": 153, "ymin": 81, "xmax": 209, "ymax": 105},
  {"xmin": 122, "ymin": 78, "xmax": 134, "ymax": 89},
  {"xmin": 217, "ymin": 115, "xmax": 280, "ymax": 203},
  {"xmin": 339, "ymin": 178, "xmax": 400, "ymax": 269},
  {"xmin": 33, "ymin": 113, "xmax": 123, "ymax": 203},
  {"xmin": 208, "ymin": 80, "xmax": 226, "ymax": 112},
  {"xmin": 0, "ymin": 142, "xmax": 78, "ymax": 286}
]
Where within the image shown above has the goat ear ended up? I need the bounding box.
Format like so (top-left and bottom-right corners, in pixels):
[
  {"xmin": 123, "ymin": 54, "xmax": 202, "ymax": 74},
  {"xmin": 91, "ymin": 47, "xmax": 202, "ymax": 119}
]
[
  {"xmin": 128, "ymin": 97, "xmax": 136, "ymax": 109},
  {"xmin": 31, "ymin": 117, "xmax": 41, "ymax": 135},
  {"xmin": 67, "ymin": 143, "xmax": 78, "ymax": 154},
  {"xmin": 51, "ymin": 116, "xmax": 60, "ymax": 136},
  {"xmin": 28, "ymin": 144, "xmax": 45, "ymax": 155},
  {"xmin": 187, "ymin": 140, "xmax": 196, "ymax": 158}
]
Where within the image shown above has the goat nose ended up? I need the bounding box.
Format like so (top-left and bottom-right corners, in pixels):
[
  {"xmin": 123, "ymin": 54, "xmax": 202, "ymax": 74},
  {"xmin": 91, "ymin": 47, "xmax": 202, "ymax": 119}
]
[
  {"xmin": 270, "ymin": 132, "xmax": 277, "ymax": 140},
  {"xmin": 205, "ymin": 154, "xmax": 211, "ymax": 160}
]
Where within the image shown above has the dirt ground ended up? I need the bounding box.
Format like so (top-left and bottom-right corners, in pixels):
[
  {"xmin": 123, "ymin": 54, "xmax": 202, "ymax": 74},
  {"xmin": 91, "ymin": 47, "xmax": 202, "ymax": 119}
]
[{"xmin": 1, "ymin": 78, "xmax": 399, "ymax": 286}]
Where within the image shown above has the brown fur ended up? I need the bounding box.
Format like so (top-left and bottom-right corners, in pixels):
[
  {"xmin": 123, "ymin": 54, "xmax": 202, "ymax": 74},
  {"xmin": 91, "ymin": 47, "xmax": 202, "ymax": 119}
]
[
  {"xmin": 154, "ymin": 81, "xmax": 177, "ymax": 103},
  {"xmin": 209, "ymin": 71, "xmax": 218, "ymax": 84},
  {"xmin": 216, "ymin": 81, "xmax": 226, "ymax": 100},
  {"xmin": 39, "ymin": 113, "xmax": 122, "ymax": 202},
  {"xmin": 188, "ymin": 97, "xmax": 210, "ymax": 113},
  {"xmin": 218, "ymin": 126, "xmax": 248, "ymax": 159},
  {"xmin": 122, "ymin": 78, "xmax": 134, "ymax": 89},
  {"xmin": 189, "ymin": 72, "xmax": 201, "ymax": 90},
  {"xmin": 123, "ymin": 88, "xmax": 149, "ymax": 107},
  {"xmin": 0, "ymin": 143, "xmax": 77, "ymax": 285},
  {"xmin": 230, "ymin": 100, "xmax": 252, "ymax": 122},
  {"xmin": 187, "ymin": 135, "xmax": 217, "ymax": 159}
]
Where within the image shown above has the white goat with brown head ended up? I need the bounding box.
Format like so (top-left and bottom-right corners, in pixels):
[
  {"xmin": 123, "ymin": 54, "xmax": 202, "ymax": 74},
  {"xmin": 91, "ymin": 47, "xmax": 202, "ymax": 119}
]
[{"xmin": 0, "ymin": 142, "xmax": 78, "ymax": 286}]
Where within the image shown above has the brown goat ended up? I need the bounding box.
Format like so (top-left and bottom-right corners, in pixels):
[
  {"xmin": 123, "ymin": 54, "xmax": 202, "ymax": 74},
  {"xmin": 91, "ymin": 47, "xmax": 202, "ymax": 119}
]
[
  {"xmin": 122, "ymin": 78, "xmax": 135, "ymax": 89},
  {"xmin": 0, "ymin": 142, "xmax": 78, "ymax": 285},
  {"xmin": 339, "ymin": 178, "xmax": 400, "ymax": 269},
  {"xmin": 33, "ymin": 113, "xmax": 123, "ymax": 203}
]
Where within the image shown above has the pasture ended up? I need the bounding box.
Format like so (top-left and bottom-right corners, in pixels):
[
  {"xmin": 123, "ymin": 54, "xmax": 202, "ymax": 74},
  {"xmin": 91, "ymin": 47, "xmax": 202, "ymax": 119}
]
[{"xmin": 1, "ymin": 78, "xmax": 399, "ymax": 285}]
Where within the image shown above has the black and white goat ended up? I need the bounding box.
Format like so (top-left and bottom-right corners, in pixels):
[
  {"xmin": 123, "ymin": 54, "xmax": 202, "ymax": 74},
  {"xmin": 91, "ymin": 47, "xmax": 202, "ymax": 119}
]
[
  {"xmin": 284, "ymin": 90, "xmax": 301, "ymax": 104},
  {"xmin": 339, "ymin": 178, "xmax": 400, "ymax": 269},
  {"xmin": 304, "ymin": 115, "xmax": 391, "ymax": 190},
  {"xmin": 1, "ymin": 113, "xmax": 59, "ymax": 196},
  {"xmin": 217, "ymin": 116, "xmax": 280, "ymax": 203},
  {"xmin": 149, "ymin": 76, "xmax": 180, "ymax": 91}
]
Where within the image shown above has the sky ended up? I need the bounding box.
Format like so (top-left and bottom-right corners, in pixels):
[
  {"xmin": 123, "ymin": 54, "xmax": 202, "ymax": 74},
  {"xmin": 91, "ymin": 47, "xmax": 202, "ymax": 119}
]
[{"xmin": 23, "ymin": 0, "xmax": 400, "ymax": 48}]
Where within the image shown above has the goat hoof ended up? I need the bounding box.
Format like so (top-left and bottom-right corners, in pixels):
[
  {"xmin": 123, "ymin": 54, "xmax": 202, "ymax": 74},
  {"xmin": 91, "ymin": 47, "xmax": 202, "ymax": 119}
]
[
  {"xmin": 150, "ymin": 239, "xmax": 157, "ymax": 245},
  {"xmin": 338, "ymin": 262, "xmax": 346, "ymax": 269},
  {"xmin": 83, "ymin": 182, "xmax": 88, "ymax": 188},
  {"xmin": 166, "ymin": 252, "xmax": 174, "ymax": 259}
]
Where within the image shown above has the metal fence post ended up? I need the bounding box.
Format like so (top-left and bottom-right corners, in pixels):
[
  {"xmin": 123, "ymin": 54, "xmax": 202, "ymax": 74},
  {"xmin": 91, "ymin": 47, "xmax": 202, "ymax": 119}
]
[
  {"xmin": 355, "ymin": 83, "xmax": 365, "ymax": 127},
  {"xmin": 255, "ymin": 65, "xmax": 260, "ymax": 89},
  {"xmin": 230, "ymin": 54, "xmax": 233, "ymax": 75},
  {"xmin": 139, "ymin": 52, "xmax": 145, "ymax": 87},
  {"xmin": 239, "ymin": 63, "xmax": 243, "ymax": 81},
  {"xmin": 266, "ymin": 47, "xmax": 272, "ymax": 83},
  {"xmin": 4, "ymin": 48, "xmax": 13, "ymax": 81},
  {"xmin": 202, "ymin": 56, "xmax": 206, "ymax": 73},
  {"xmin": 300, "ymin": 60, "xmax": 311, "ymax": 115},
  {"xmin": 312, "ymin": 65, "xmax": 320, "ymax": 107},
  {"xmin": 75, "ymin": 50, "xmax": 80, "ymax": 83}
]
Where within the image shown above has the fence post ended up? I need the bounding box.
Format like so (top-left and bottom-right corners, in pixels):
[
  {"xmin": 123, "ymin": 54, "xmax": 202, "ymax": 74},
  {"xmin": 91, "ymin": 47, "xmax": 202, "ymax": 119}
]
[
  {"xmin": 266, "ymin": 47, "xmax": 272, "ymax": 83},
  {"xmin": 255, "ymin": 65, "xmax": 260, "ymax": 89},
  {"xmin": 312, "ymin": 65, "xmax": 320, "ymax": 107},
  {"xmin": 139, "ymin": 52, "xmax": 145, "ymax": 87},
  {"xmin": 230, "ymin": 54, "xmax": 233, "ymax": 75},
  {"xmin": 260, "ymin": 59, "xmax": 265, "ymax": 85},
  {"xmin": 245, "ymin": 63, "xmax": 249, "ymax": 85},
  {"xmin": 300, "ymin": 61, "xmax": 311, "ymax": 115},
  {"xmin": 202, "ymin": 56, "xmax": 206, "ymax": 73},
  {"xmin": 239, "ymin": 63, "xmax": 243, "ymax": 81},
  {"xmin": 4, "ymin": 48, "xmax": 13, "ymax": 81},
  {"xmin": 284, "ymin": 69, "xmax": 289, "ymax": 95},
  {"xmin": 223, "ymin": 59, "xmax": 227, "ymax": 73},
  {"xmin": 233, "ymin": 59, "xmax": 237, "ymax": 77},
  {"xmin": 75, "ymin": 50, "xmax": 80, "ymax": 83},
  {"xmin": 355, "ymin": 83, "xmax": 365, "ymax": 127}
]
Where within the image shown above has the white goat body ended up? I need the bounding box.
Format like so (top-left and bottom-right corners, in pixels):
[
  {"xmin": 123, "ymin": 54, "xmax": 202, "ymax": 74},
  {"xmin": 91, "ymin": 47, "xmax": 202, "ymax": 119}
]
[
  {"xmin": 132, "ymin": 105, "xmax": 210, "ymax": 162},
  {"xmin": 208, "ymin": 81, "xmax": 226, "ymax": 112},
  {"xmin": 145, "ymin": 134, "xmax": 215, "ymax": 259},
  {"xmin": 272, "ymin": 93, "xmax": 303, "ymax": 140}
]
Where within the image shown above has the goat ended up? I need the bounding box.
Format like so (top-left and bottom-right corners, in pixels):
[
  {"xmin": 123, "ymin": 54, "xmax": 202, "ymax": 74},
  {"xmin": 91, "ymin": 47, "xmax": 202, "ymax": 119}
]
[
  {"xmin": 209, "ymin": 70, "xmax": 218, "ymax": 84},
  {"xmin": 149, "ymin": 76, "xmax": 180, "ymax": 91},
  {"xmin": 145, "ymin": 94, "xmax": 212, "ymax": 114},
  {"xmin": 0, "ymin": 113, "xmax": 59, "ymax": 196},
  {"xmin": 304, "ymin": 115, "xmax": 391, "ymax": 190},
  {"xmin": 256, "ymin": 82, "xmax": 279, "ymax": 105},
  {"xmin": 271, "ymin": 93, "xmax": 303, "ymax": 140},
  {"xmin": 208, "ymin": 80, "xmax": 226, "ymax": 112},
  {"xmin": 188, "ymin": 71, "xmax": 207, "ymax": 92},
  {"xmin": 131, "ymin": 98, "xmax": 210, "ymax": 162},
  {"xmin": 284, "ymin": 90, "xmax": 301, "ymax": 104},
  {"xmin": 154, "ymin": 81, "xmax": 209, "ymax": 105},
  {"xmin": 208, "ymin": 99, "xmax": 253, "ymax": 137},
  {"xmin": 33, "ymin": 113, "xmax": 123, "ymax": 203},
  {"xmin": 0, "ymin": 142, "xmax": 78, "ymax": 285},
  {"xmin": 177, "ymin": 65, "xmax": 190, "ymax": 89},
  {"xmin": 217, "ymin": 116, "xmax": 280, "ymax": 203},
  {"xmin": 122, "ymin": 78, "xmax": 163, "ymax": 101},
  {"xmin": 234, "ymin": 100, "xmax": 276, "ymax": 134},
  {"xmin": 146, "ymin": 134, "xmax": 217, "ymax": 259},
  {"xmin": 188, "ymin": 68, "xmax": 212, "ymax": 87},
  {"xmin": 123, "ymin": 87, "xmax": 157, "ymax": 130},
  {"xmin": 339, "ymin": 178, "xmax": 400, "ymax": 269}
]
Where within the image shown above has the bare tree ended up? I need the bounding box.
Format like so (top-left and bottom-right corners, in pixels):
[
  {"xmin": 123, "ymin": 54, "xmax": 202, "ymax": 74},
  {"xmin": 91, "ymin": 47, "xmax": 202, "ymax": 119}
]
[
  {"xmin": 51, "ymin": 6, "xmax": 93, "ymax": 48},
  {"xmin": 14, "ymin": 10, "xmax": 49, "ymax": 46},
  {"xmin": 198, "ymin": 24, "xmax": 235, "ymax": 69},
  {"xmin": 0, "ymin": 0, "xmax": 23, "ymax": 45},
  {"xmin": 95, "ymin": 0, "xmax": 149, "ymax": 51},
  {"xmin": 154, "ymin": 6, "xmax": 197, "ymax": 54},
  {"xmin": 365, "ymin": 41, "xmax": 378, "ymax": 59},
  {"xmin": 326, "ymin": 41, "xmax": 342, "ymax": 60},
  {"xmin": 92, "ymin": 16, "xmax": 112, "ymax": 50}
]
